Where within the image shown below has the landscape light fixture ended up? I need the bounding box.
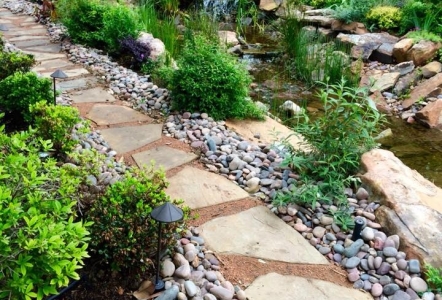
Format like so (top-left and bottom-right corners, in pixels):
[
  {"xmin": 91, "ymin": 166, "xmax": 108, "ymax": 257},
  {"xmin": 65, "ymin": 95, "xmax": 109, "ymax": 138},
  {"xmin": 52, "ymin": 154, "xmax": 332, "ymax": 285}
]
[
  {"xmin": 0, "ymin": 24, "xmax": 8, "ymax": 31},
  {"xmin": 351, "ymin": 217, "xmax": 364, "ymax": 241},
  {"xmin": 50, "ymin": 69, "xmax": 68, "ymax": 105},
  {"xmin": 150, "ymin": 202, "xmax": 184, "ymax": 291}
]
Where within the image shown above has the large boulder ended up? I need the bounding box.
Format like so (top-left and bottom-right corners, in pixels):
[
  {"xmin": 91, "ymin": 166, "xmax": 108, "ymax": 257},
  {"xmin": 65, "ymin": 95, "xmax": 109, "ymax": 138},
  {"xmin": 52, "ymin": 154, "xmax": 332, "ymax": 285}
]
[
  {"xmin": 360, "ymin": 149, "xmax": 442, "ymax": 268},
  {"xmin": 218, "ymin": 31, "xmax": 239, "ymax": 47},
  {"xmin": 415, "ymin": 99, "xmax": 442, "ymax": 128},
  {"xmin": 421, "ymin": 61, "xmax": 442, "ymax": 79},
  {"xmin": 402, "ymin": 73, "xmax": 442, "ymax": 109},
  {"xmin": 406, "ymin": 40, "xmax": 441, "ymax": 67},
  {"xmin": 137, "ymin": 32, "xmax": 165, "ymax": 61},
  {"xmin": 331, "ymin": 20, "xmax": 368, "ymax": 34},
  {"xmin": 392, "ymin": 38, "xmax": 414, "ymax": 63},
  {"xmin": 370, "ymin": 72, "xmax": 400, "ymax": 93},
  {"xmin": 259, "ymin": 0, "xmax": 282, "ymax": 11},
  {"xmin": 337, "ymin": 32, "xmax": 398, "ymax": 61}
]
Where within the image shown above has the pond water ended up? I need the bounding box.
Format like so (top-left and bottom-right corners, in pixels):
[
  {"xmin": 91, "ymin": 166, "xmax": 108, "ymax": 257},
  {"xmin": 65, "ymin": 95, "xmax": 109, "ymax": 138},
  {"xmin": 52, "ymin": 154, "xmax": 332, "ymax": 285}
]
[{"xmin": 239, "ymin": 32, "xmax": 442, "ymax": 188}]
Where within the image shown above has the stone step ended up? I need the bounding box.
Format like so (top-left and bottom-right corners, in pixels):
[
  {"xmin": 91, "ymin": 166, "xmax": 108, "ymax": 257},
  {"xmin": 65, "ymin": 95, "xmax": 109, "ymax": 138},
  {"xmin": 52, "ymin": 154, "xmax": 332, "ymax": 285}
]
[
  {"xmin": 22, "ymin": 51, "xmax": 65, "ymax": 61},
  {"xmin": 86, "ymin": 104, "xmax": 151, "ymax": 125},
  {"xmin": 132, "ymin": 146, "xmax": 197, "ymax": 171},
  {"xmin": 32, "ymin": 58, "xmax": 74, "ymax": 72},
  {"xmin": 68, "ymin": 87, "xmax": 114, "ymax": 104},
  {"xmin": 36, "ymin": 67, "xmax": 90, "ymax": 79},
  {"xmin": 166, "ymin": 166, "xmax": 250, "ymax": 209},
  {"xmin": 56, "ymin": 76, "xmax": 98, "ymax": 92},
  {"xmin": 12, "ymin": 38, "xmax": 52, "ymax": 48},
  {"xmin": 99, "ymin": 124, "xmax": 163, "ymax": 154},
  {"xmin": 245, "ymin": 273, "xmax": 373, "ymax": 300},
  {"xmin": 3, "ymin": 28, "xmax": 48, "ymax": 36},
  {"xmin": 200, "ymin": 206, "xmax": 329, "ymax": 264},
  {"xmin": 25, "ymin": 43, "xmax": 61, "ymax": 53}
]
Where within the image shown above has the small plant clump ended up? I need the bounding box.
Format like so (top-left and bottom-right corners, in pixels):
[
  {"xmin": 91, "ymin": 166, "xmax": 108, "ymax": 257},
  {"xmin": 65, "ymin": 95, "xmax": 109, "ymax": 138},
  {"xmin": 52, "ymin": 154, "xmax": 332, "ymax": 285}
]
[
  {"xmin": 87, "ymin": 165, "xmax": 189, "ymax": 272},
  {"xmin": 119, "ymin": 36, "xmax": 152, "ymax": 71},
  {"xmin": 0, "ymin": 51, "xmax": 35, "ymax": 81},
  {"xmin": 366, "ymin": 6, "xmax": 402, "ymax": 30},
  {"xmin": 170, "ymin": 34, "xmax": 265, "ymax": 120},
  {"xmin": 425, "ymin": 264, "xmax": 442, "ymax": 293}
]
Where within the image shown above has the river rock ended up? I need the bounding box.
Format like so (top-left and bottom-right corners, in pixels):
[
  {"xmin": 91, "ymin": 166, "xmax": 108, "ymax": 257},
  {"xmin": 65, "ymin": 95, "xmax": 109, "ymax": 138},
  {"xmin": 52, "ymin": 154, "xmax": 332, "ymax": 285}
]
[
  {"xmin": 175, "ymin": 263, "xmax": 191, "ymax": 279},
  {"xmin": 410, "ymin": 277, "xmax": 428, "ymax": 293},
  {"xmin": 392, "ymin": 290, "xmax": 411, "ymax": 300},
  {"xmin": 371, "ymin": 283, "xmax": 383, "ymax": 297},
  {"xmin": 361, "ymin": 227, "xmax": 374, "ymax": 241},
  {"xmin": 343, "ymin": 239, "xmax": 364, "ymax": 258},
  {"xmin": 210, "ymin": 286, "xmax": 234, "ymax": 300},
  {"xmin": 313, "ymin": 226, "xmax": 326, "ymax": 238},
  {"xmin": 360, "ymin": 149, "xmax": 442, "ymax": 268},
  {"xmin": 345, "ymin": 257, "xmax": 361, "ymax": 269},
  {"xmin": 184, "ymin": 281, "xmax": 198, "ymax": 297},
  {"xmin": 161, "ymin": 259, "xmax": 176, "ymax": 277},
  {"xmin": 383, "ymin": 283, "xmax": 400, "ymax": 296},
  {"xmin": 156, "ymin": 285, "xmax": 179, "ymax": 300}
]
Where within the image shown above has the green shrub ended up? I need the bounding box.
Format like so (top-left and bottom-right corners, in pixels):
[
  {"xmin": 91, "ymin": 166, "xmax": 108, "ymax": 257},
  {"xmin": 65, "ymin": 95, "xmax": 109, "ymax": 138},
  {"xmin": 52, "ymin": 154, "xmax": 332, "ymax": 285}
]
[
  {"xmin": 0, "ymin": 120, "xmax": 91, "ymax": 300},
  {"xmin": 425, "ymin": 264, "xmax": 442, "ymax": 293},
  {"xmin": 58, "ymin": 0, "xmax": 139, "ymax": 53},
  {"xmin": 406, "ymin": 29, "xmax": 442, "ymax": 43},
  {"xmin": 332, "ymin": 0, "xmax": 376, "ymax": 24},
  {"xmin": 0, "ymin": 72, "xmax": 52, "ymax": 122},
  {"xmin": 170, "ymin": 34, "xmax": 264, "ymax": 120},
  {"xmin": 302, "ymin": 0, "xmax": 342, "ymax": 8},
  {"xmin": 0, "ymin": 51, "xmax": 35, "ymax": 81},
  {"xmin": 366, "ymin": 6, "xmax": 402, "ymax": 30},
  {"xmin": 29, "ymin": 101, "xmax": 83, "ymax": 153},
  {"xmin": 87, "ymin": 165, "xmax": 189, "ymax": 271},
  {"xmin": 399, "ymin": 1, "xmax": 435, "ymax": 33}
]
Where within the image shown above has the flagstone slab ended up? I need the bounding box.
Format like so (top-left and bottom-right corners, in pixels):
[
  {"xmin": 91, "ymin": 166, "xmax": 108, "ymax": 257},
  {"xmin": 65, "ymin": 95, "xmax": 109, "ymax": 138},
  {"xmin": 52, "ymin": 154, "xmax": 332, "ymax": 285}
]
[
  {"xmin": 26, "ymin": 43, "xmax": 61, "ymax": 53},
  {"xmin": 166, "ymin": 166, "xmax": 250, "ymax": 209},
  {"xmin": 13, "ymin": 38, "xmax": 50, "ymax": 48},
  {"xmin": 133, "ymin": 146, "xmax": 197, "ymax": 171},
  {"xmin": 56, "ymin": 77, "xmax": 98, "ymax": 92},
  {"xmin": 38, "ymin": 67, "xmax": 90, "ymax": 78},
  {"xmin": 99, "ymin": 124, "xmax": 163, "ymax": 154},
  {"xmin": 22, "ymin": 51, "xmax": 65, "ymax": 61},
  {"xmin": 32, "ymin": 59, "xmax": 74, "ymax": 72},
  {"xmin": 245, "ymin": 273, "xmax": 374, "ymax": 300},
  {"xmin": 86, "ymin": 104, "xmax": 151, "ymax": 125},
  {"xmin": 200, "ymin": 206, "xmax": 329, "ymax": 264},
  {"xmin": 9, "ymin": 35, "xmax": 47, "ymax": 42},
  {"xmin": 68, "ymin": 87, "xmax": 115, "ymax": 103},
  {"xmin": 4, "ymin": 28, "xmax": 48, "ymax": 36}
]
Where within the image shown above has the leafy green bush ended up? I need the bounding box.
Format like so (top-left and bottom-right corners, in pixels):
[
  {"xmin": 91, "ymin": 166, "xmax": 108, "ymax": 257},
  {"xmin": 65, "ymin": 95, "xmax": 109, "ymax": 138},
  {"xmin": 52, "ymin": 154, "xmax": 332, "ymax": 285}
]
[
  {"xmin": 87, "ymin": 165, "xmax": 188, "ymax": 271},
  {"xmin": 0, "ymin": 51, "xmax": 35, "ymax": 81},
  {"xmin": 425, "ymin": 264, "xmax": 442, "ymax": 293},
  {"xmin": 170, "ymin": 34, "xmax": 264, "ymax": 120},
  {"xmin": 29, "ymin": 101, "xmax": 82, "ymax": 153},
  {"xmin": 399, "ymin": 1, "xmax": 435, "ymax": 33},
  {"xmin": 0, "ymin": 72, "xmax": 52, "ymax": 122},
  {"xmin": 302, "ymin": 0, "xmax": 341, "ymax": 8},
  {"xmin": 332, "ymin": 0, "xmax": 376, "ymax": 24},
  {"xmin": 406, "ymin": 29, "xmax": 442, "ymax": 43},
  {"xmin": 58, "ymin": 0, "xmax": 139, "ymax": 53},
  {"xmin": 366, "ymin": 6, "xmax": 402, "ymax": 30},
  {"xmin": 0, "ymin": 119, "xmax": 91, "ymax": 300}
]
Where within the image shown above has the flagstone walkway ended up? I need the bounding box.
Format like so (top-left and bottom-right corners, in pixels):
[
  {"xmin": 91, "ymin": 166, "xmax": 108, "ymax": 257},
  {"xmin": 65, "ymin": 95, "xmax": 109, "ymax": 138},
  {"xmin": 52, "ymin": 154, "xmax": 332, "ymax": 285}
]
[{"xmin": 0, "ymin": 8, "xmax": 373, "ymax": 299}]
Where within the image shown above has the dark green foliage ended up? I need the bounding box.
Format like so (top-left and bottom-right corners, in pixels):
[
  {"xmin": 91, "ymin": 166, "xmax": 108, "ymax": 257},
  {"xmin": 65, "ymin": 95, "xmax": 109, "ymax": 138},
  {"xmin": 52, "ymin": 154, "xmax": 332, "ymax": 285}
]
[
  {"xmin": 119, "ymin": 36, "xmax": 152, "ymax": 70},
  {"xmin": 0, "ymin": 72, "xmax": 52, "ymax": 123},
  {"xmin": 58, "ymin": 0, "xmax": 139, "ymax": 53},
  {"xmin": 29, "ymin": 101, "xmax": 82, "ymax": 153},
  {"xmin": 332, "ymin": 0, "xmax": 376, "ymax": 24},
  {"xmin": 170, "ymin": 34, "xmax": 264, "ymax": 120},
  {"xmin": 87, "ymin": 165, "xmax": 189, "ymax": 271},
  {"xmin": 0, "ymin": 51, "xmax": 35, "ymax": 81},
  {"xmin": 0, "ymin": 120, "xmax": 91, "ymax": 300},
  {"xmin": 399, "ymin": 1, "xmax": 439, "ymax": 33},
  {"xmin": 425, "ymin": 264, "xmax": 442, "ymax": 293}
]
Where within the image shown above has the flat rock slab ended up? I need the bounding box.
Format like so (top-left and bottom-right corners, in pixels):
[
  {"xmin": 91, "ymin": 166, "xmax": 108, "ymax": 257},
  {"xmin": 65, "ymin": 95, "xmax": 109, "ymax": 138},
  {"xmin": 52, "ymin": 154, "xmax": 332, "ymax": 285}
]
[
  {"xmin": 32, "ymin": 59, "xmax": 74, "ymax": 72},
  {"xmin": 13, "ymin": 39, "xmax": 51, "ymax": 48},
  {"xmin": 69, "ymin": 87, "xmax": 115, "ymax": 103},
  {"xmin": 200, "ymin": 206, "xmax": 329, "ymax": 264},
  {"xmin": 86, "ymin": 104, "xmax": 151, "ymax": 125},
  {"xmin": 22, "ymin": 51, "xmax": 65, "ymax": 61},
  {"xmin": 402, "ymin": 73, "xmax": 442, "ymax": 109},
  {"xmin": 9, "ymin": 35, "xmax": 48, "ymax": 42},
  {"xmin": 166, "ymin": 166, "xmax": 249, "ymax": 209},
  {"xmin": 245, "ymin": 273, "xmax": 373, "ymax": 300},
  {"xmin": 99, "ymin": 124, "xmax": 163, "ymax": 154},
  {"xmin": 4, "ymin": 28, "xmax": 48, "ymax": 36},
  {"xmin": 25, "ymin": 44, "xmax": 61, "ymax": 53},
  {"xmin": 57, "ymin": 77, "xmax": 97, "ymax": 92},
  {"xmin": 132, "ymin": 146, "xmax": 197, "ymax": 171},
  {"xmin": 226, "ymin": 116, "xmax": 307, "ymax": 151},
  {"xmin": 38, "ymin": 67, "xmax": 90, "ymax": 78}
]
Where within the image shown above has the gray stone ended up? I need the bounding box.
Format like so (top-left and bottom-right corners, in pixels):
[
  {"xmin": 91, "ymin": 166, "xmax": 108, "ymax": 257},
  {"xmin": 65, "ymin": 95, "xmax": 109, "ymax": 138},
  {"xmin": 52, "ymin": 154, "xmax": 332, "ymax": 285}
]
[
  {"xmin": 392, "ymin": 290, "xmax": 411, "ymax": 300},
  {"xmin": 377, "ymin": 262, "xmax": 391, "ymax": 275},
  {"xmin": 370, "ymin": 72, "xmax": 401, "ymax": 93},
  {"xmin": 372, "ymin": 283, "xmax": 383, "ymax": 297},
  {"xmin": 383, "ymin": 283, "xmax": 400, "ymax": 296},
  {"xmin": 410, "ymin": 277, "xmax": 428, "ymax": 293},
  {"xmin": 383, "ymin": 247, "xmax": 398, "ymax": 257},
  {"xmin": 161, "ymin": 260, "xmax": 175, "ymax": 277},
  {"xmin": 210, "ymin": 286, "xmax": 234, "ymax": 300},
  {"xmin": 343, "ymin": 239, "xmax": 364, "ymax": 258},
  {"xmin": 175, "ymin": 264, "xmax": 191, "ymax": 279},
  {"xmin": 393, "ymin": 61, "xmax": 415, "ymax": 76},
  {"xmin": 184, "ymin": 281, "xmax": 198, "ymax": 297},
  {"xmin": 69, "ymin": 87, "xmax": 115, "ymax": 103},
  {"xmin": 345, "ymin": 257, "xmax": 361, "ymax": 269},
  {"xmin": 133, "ymin": 146, "xmax": 197, "ymax": 171},
  {"xmin": 156, "ymin": 285, "xmax": 179, "ymax": 300}
]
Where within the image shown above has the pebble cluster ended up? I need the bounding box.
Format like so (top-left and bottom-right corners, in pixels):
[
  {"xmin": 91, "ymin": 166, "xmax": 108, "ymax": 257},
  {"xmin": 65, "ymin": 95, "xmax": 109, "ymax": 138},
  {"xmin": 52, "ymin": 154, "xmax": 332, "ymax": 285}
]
[{"xmin": 156, "ymin": 228, "xmax": 246, "ymax": 300}]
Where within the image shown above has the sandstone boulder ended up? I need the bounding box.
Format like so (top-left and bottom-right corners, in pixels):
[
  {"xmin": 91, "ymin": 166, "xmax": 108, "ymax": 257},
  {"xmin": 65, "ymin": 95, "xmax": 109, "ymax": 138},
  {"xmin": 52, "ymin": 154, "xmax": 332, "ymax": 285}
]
[
  {"xmin": 302, "ymin": 15, "xmax": 334, "ymax": 27},
  {"xmin": 392, "ymin": 38, "xmax": 414, "ymax": 63},
  {"xmin": 218, "ymin": 31, "xmax": 239, "ymax": 46},
  {"xmin": 259, "ymin": 0, "xmax": 281, "ymax": 11},
  {"xmin": 369, "ymin": 90, "xmax": 391, "ymax": 114},
  {"xmin": 370, "ymin": 72, "xmax": 400, "ymax": 93},
  {"xmin": 331, "ymin": 20, "xmax": 368, "ymax": 34},
  {"xmin": 402, "ymin": 73, "xmax": 442, "ymax": 109},
  {"xmin": 338, "ymin": 32, "xmax": 398, "ymax": 61},
  {"xmin": 393, "ymin": 69, "xmax": 422, "ymax": 96},
  {"xmin": 421, "ymin": 61, "xmax": 442, "ymax": 79},
  {"xmin": 392, "ymin": 61, "xmax": 415, "ymax": 76},
  {"xmin": 406, "ymin": 40, "xmax": 441, "ymax": 67},
  {"xmin": 415, "ymin": 99, "xmax": 442, "ymax": 128},
  {"xmin": 360, "ymin": 149, "xmax": 442, "ymax": 268}
]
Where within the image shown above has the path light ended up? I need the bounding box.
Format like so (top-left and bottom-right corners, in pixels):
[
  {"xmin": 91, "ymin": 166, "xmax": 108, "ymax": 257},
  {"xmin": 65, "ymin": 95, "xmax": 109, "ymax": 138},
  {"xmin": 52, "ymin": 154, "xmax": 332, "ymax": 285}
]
[
  {"xmin": 351, "ymin": 217, "xmax": 364, "ymax": 241},
  {"xmin": 0, "ymin": 24, "xmax": 8, "ymax": 31},
  {"xmin": 50, "ymin": 69, "xmax": 67, "ymax": 105},
  {"xmin": 150, "ymin": 202, "xmax": 184, "ymax": 291}
]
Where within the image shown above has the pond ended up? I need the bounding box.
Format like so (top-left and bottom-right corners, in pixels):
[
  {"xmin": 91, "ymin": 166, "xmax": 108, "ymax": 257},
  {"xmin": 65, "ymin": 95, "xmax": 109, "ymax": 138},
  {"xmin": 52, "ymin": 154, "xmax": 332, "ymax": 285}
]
[{"xmin": 239, "ymin": 34, "xmax": 442, "ymax": 188}]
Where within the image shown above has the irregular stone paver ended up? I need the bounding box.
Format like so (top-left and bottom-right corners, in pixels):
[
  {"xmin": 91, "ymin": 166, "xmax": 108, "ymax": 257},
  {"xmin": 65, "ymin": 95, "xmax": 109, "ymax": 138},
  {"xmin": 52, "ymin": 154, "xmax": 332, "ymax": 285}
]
[
  {"xmin": 4, "ymin": 28, "xmax": 48, "ymax": 36},
  {"xmin": 200, "ymin": 206, "xmax": 329, "ymax": 264},
  {"xmin": 56, "ymin": 77, "xmax": 98, "ymax": 91},
  {"xmin": 99, "ymin": 124, "xmax": 163, "ymax": 154},
  {"xmin": 132, "ymin": 146, "xmax": 197, "ymax": 171},
  {"xmin": 22, "ymin": 51, "xmax": 65, "ymax": 61},
  {"xmin": 26, "ymin": 44, "xmax": 61, "ymax": 53},
  {"xmin": 245, "ymin": 273, "xmax": 373, "ymax": 300},
  {"xmin": 226, "ymin": 116, "xmax": 308, "ymax": 151},
  {"xmin": 32, "ymin": 59, "xmax": 74, "ymax": 72},
  {"xmin": 86, "ymin": 104, "xmax": 151, "ymax": 125},
  {"xmin": 12, "ymin": 38, "xmax": 50, "ymax": 47},
  {"xmin": 8, "ymin": 35, "xmax": 47, "ymax": 42},
  {"xmin": 166, "ymin": 166, "xmax": 249, "ymax": 209},
  {"xmin": 68, "ymin": 87, "xmax": 115, "ymax": 103},
  {"xmin": 38, "ymin": 67, "xmax": 90, "ymax": 78}
]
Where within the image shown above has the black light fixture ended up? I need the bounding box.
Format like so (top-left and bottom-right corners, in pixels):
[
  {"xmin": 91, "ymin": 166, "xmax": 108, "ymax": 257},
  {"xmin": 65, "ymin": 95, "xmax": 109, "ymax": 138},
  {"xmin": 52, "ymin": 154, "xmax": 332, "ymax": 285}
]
[
  {"xmin": 0, "ymin": 24, "xmax": 8, "ymax": 31},
  {"xmin": 50, "ymin": 69, "xmax": 68, "ymax": 105},
  {"xmin": 351, "ymin": 217, "xmax": 365, "ymax": 241},
  {"xmin": 150, "ymin": 202, "xmax": 184, "ymax": 291}
]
